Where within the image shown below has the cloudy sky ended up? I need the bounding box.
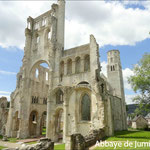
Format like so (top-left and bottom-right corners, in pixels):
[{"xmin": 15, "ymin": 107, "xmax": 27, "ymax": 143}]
[{"xmin": 0, "ymin": 0, "xmax": 150, "ymax": 104}]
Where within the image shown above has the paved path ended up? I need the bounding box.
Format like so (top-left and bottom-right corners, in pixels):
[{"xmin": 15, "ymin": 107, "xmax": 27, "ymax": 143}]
[
  {"xmin": 0, "ymin": 140, "xmax": 23, "ymax": 148},
  {"xmin": 17, "ymin": 137, "xmax": 40, "ymax": 143},
  {"xmin": 89, "ymin": 145, "xmax": 96, "ymax": 150}
]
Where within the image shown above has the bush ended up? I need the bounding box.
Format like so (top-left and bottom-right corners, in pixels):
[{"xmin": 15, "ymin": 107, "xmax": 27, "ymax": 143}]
[{"xmin": 144, "ymin": 125, "xmax": 150, "ymax": 131}]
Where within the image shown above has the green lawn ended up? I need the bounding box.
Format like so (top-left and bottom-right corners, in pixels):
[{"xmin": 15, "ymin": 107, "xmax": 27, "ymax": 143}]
[
  {"xmin": 105, "ymin": 130, "xmax": 150, "ymax": 142},
  {"xmin": 0, "ymin": 134, "xmax": 18, "ymax": 143},
  {"xmin": 95, "ymin": 130, "xmax": 150, "ymax": 150},
  {"xmin": 42, "ymin": 127, "xmax": 46, "ymax": 136},
  {"xmin": 54, "ymin": 144, "xmax": 65, "ymax": 150},
  {"xmin": 0, "ymin": 146, "xmax": 6, "ymax": 150}
]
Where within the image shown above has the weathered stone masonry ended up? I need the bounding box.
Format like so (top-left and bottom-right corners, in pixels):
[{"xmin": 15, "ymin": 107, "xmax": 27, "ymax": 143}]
[{"xmin": 5, "ymin": 0, "xmax": 127, "ymax": 148}]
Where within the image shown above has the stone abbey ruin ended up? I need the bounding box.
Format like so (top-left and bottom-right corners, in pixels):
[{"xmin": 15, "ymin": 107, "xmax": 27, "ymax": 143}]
[{"xmin": 0, "ymin": 0, "xmax": 127, "ymax": 149}]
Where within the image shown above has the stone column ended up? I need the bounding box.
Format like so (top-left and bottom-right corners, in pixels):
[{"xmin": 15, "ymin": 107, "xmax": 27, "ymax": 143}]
[
  {"xmin": 36, "ymin": 116, "xmax": 41, "ymax": 136},
  {"xmin": 17, "ymin": 117, "xmax": 29, "ymax": 138},
  {"xmin": 72, "ymin": 60, "xmax": 75, "ymax": 74},
  {"xmin": 46, "ymin": 69, "xmax": 55, "ymax": 139},
  {"xmin": 63, "ymin": 91, "xmax": 69, "ymax": 143},
  {"xmin": 6, "ymin": 102, "xmax": 13, "ymax": 137},
  {"xmin": 18, "ymin": 96, "xmax": 30, "ymax": 138},
  {"xmin": 106, "ymin": 98, "xmax": 114, "ymax": 136},
  {"xmin": 74, "ymin": 90, "xmax": 78, "ymax": 133},
  {"xmin": 46, "ymin": 99, "xmax": 51, "ymax": 138},
  {"xmin": 46, "ymin": 98, "xmax": 55, "ymax": 139}
]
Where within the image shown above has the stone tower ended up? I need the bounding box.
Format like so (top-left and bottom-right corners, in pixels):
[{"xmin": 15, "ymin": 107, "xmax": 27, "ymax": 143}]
[
  {"xmin": 107, "ymin": 50, "xmax": 127, "ymax": 130},
  {"xmin": 6, "ymin": 0, "xmax": 66, "ymax": 138}
]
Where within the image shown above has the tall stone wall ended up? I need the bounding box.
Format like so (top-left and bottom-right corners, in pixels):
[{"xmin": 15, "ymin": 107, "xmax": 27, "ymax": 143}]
[{"xmin": 0, "ymin": 97, "xmax": 9, "ymax": 135}]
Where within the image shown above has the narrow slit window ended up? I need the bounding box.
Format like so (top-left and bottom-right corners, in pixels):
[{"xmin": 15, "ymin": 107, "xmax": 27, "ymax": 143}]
[
  {"xmin": 48, "ymin": 31, "xmax": 51, "ymax": 39},
  {"xmin": 36, "ymin": 36, "xmax": 40, "ymax": 43},
  {"xmin": 35, "ymin": 69, "xmax": 39, "ymax": 78},
  {"xmin": 46, "ymin": 72, "xmax": 48, "ymax": 81}
]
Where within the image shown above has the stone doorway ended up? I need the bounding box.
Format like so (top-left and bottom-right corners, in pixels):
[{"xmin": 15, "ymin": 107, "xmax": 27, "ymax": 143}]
[
  {"xmin": 54, "ymin": 109, "xmax": 64, "ymax": 142},
  {"xmin": 40, "ymin": 111, "xmax": 47, "ymax": 136},
  {"xmin": 29, "ymin": 111, "xmax": 38, "ymax": 137}
]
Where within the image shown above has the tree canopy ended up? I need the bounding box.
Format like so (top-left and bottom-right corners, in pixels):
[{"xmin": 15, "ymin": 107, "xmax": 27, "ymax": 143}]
[{"xmin": 128, "ymin": 53, "xmax": 150, "ymax": 115}]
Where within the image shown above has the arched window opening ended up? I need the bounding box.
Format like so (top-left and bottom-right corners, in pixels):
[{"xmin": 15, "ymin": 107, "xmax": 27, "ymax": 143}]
[
  {"xmin": 35, "ymin": 68, "xmax": 39, "ymax": 78},
  {"xmin": 31, "ymin": 62, "xmax": 50, "ymax": 82},
  {"xmin": 43, "ymin": 98, "xmax": 47, "ymax": 105},
  {"xmin": 27, "ymin": 22, "xmax": 31, "ymax": 29},
  {"xmin": 34, "ymin": 23, "xmax": 39, "ymax": 30},
  {"xmin": 32, "ymin": 114, "xmax": 36, "ymax": 122},
  {"xmin": 46, "ymin": 72, "xmax": 48, "ymax": 81},
  {"xmin": 42, "ymin": 19, "xmax": 46, "ymax": 26},
  {"xmin": 67, "ymin": 59, "xmax": 72, "ymax": 75},
  {"xmin": 56, "ymin": 89, "xmax": 63, "ymax": 104},
  {"xmin": 36, "ymin": 36, "xmax": 40, "ymax": 43},
  {"xmin": 31, "ymin": 96, "xmax": 39, "ymax": 104},
  {"xmin": 81, "ymin": 94, "xmax": 91, "ymax": 121},
  {"xmin": 48, "ymin": 31, "xmax": 51, "ymax": 39},
  {"xmin": 113, "ymin": 65, "xmax": 115, "ymax": 71},
  {"xmin": 29, "ymin": 111, "xmax": 38, "ymax": 136},
  {"xmin": 75, "ymin": 57, "xmax": 81, "ymax": 73},
  {"xmin": 40, "ymin": 111, "xmax": 47, "ymax": 136},
  {"xmin": 55, "ymin": 109, "xmax": 64, "ymax": 140},
  {"xmin": 111, "ymin": 66, "xmax": 113, "ymax": 71},
  {"xmin": 84, "ymin": 55, "xmax": 90, "ymax": 72}
]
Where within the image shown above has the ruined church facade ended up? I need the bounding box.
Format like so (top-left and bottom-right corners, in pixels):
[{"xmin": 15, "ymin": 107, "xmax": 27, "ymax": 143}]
[{"xmin": 6, "ymin": 0, "xmax": 127, "ymax": 142}]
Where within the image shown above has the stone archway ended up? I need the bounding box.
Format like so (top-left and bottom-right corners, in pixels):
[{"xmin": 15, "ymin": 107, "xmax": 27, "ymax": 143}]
[
  {"xmin": 54, "ymin": 109, "xmax": 64, "ymax": 142},
  {"xmin": 40, "ymin": 111, "xmax": 47, "ymax": 136},
  {"xmin": 29, "ymin": 110, "xmax": 38, "ymax": 137}
]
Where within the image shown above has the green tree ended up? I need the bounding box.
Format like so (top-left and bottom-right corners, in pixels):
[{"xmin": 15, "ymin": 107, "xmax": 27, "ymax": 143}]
[{"xmin": 128, "ymin": 53, "xmax": 150, "ymax": 115}]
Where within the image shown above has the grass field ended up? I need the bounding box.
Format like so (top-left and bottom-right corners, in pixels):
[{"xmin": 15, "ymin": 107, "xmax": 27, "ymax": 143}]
[
  {"xmin": 42, "ymin": 127, "xmax": 46, "ymax": 136},
  {"xmin": 1, "ymin": 130, "xmax": 150, "ymax": 150},
  {"xmin": 0, "ymin": 146, "xmax": 6, "ymax": 150},
  {"xmin": 54, "ymin": 144, "xmax": 65, "ymax": 150},
  {"xmin": 95, "ymin": 130, "xmax": 150, "ymax": 150}
]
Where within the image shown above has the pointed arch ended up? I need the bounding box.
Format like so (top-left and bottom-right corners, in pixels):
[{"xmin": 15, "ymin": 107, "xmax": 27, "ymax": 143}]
[
  {"xmin": 67, "ymin": 58, "xmax": 72, "ymax": 75},
  {"xmin": 81, "ymin": 94, "xmax": 91, "ymax": 121},
  {"xmin": 56, "ymin": 89, "xmax": 64, "ymax": 104},
  {"xmin": 75, "ymin": 56, "xmax": 81, "ymax": 73},
  {"xmin": 84, "ymin": 55, "xmax": 90, "ymax": 72}
]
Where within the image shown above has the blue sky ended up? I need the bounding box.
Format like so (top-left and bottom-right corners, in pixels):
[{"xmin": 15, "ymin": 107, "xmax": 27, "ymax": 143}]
[{"xmin": 0, "ymin": 1, "xmax": 150, "ymax": 104}]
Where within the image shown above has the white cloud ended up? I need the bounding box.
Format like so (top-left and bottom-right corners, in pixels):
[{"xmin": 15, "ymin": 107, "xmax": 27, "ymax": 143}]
[
  {"xmin": 0, "ymin": 91, "xmax": 11, "ymax": 101},
  {"xmin": 122, "ymin": 68, "xmax": 134, "ymax": 90},
  {"xmin": 0, "ymin": 1, "xmax": 150, "ymax": 49},
  {"xmin": 0, "ymin": 70, "xmax": 16, "ymax": 75},
  {"xmin": 125, "ymin": 94, "xmax": 136, "ymax": 104},
  {"xmin": 0, "ymin": 1, "xmax": 53, "ymax": 49},
  {"xmin": 101, "ymin": 61, "xmax": 107, "ymax": 77},
  {"xmin": 0, "ymin": 91, "xmax": 11, "ymax": 94},
  {"xmin": 0, "ymin": 95, "xmax": 10, "ymax": 101},
  {"xmin": 65, "ymin": 1, "xmax": 150, "ymax": 48}
]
